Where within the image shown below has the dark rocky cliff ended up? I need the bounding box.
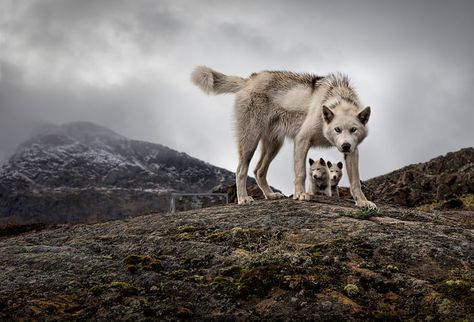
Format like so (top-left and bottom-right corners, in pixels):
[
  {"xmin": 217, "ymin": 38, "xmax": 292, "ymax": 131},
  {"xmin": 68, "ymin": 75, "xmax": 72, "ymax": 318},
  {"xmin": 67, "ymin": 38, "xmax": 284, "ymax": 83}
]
[{"xmin": 0, "ymin": 197, "xmax": 472, "ymax": 321}]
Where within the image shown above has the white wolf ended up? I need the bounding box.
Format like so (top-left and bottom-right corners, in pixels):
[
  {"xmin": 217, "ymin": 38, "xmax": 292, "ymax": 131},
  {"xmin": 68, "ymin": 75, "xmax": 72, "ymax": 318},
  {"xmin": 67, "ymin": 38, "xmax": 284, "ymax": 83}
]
[
  {"xmin": 191, "ymin": 66, "xmax": 376, "ymax": 208},
  {"xmin": 327, "ymin": 160, "xmax": 343, "ymax": 197},
  {"xmin": 308, "ymin": 157, "xmax": 331, "ymax": 197}
]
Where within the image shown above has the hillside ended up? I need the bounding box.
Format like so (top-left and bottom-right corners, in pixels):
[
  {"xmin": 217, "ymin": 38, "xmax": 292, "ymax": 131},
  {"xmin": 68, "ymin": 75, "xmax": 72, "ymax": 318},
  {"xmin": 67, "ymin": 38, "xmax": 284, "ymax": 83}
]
[
  {"xmin": 0, "ymin": 197, "xmax": 472, "ymax": 321},
  {"xmin": 0, "ymin": 122, "xmax": 247, "ymax": 223},
  {"xmin": 363, "ymin": 148, "xmax": 474, "ymax": 208}
]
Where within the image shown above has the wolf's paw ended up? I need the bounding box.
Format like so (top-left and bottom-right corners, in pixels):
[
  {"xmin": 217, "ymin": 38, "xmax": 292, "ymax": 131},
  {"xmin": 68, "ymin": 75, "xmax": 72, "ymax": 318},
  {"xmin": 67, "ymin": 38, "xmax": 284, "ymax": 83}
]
[
  {"xmin": 238, "ymin": 196, "xmax": 254, "ymax": 204},
  {"xmin": 356, "ymin": 200, "xmax": 377, "ymax": 209},
  {"xmin": 266, "ymin": 192, "xmax": 286, "ymax": 200},
  {"xmin": 293, "ymin": 192, "xmax": 311, "ymax": 201}
]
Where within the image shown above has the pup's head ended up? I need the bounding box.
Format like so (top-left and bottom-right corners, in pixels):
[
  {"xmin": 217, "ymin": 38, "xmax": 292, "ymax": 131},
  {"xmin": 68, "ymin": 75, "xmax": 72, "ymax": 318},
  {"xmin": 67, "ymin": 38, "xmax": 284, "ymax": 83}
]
[
  {"xmin": 322, "ymin": 102, "xmax": 370, "ymax": 154},
  {"xmin": 308, "ymin": 157, "xmax": 329, "ymax": 181},
  {"xmin": 327, "ymin": 161, "xmax": 343, "ymax": 187}
]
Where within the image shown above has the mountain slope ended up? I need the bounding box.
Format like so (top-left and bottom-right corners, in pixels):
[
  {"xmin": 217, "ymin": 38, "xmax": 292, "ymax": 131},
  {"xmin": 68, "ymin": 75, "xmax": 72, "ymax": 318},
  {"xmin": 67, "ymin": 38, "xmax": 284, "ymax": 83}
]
[
  {"xmin": 0, "ymin": 122, "xmax": 243, "ymax": 223},
  {"xmin": 1, "ymin": 122, "xmax": 236, "ymax": 192},
  {"xmin": 363, "ymin": 147, "xmax": 474, "ymax": 208},
  {"xmin": 0, "ymin": 198, "xmax": 472, "ymax": 321}
]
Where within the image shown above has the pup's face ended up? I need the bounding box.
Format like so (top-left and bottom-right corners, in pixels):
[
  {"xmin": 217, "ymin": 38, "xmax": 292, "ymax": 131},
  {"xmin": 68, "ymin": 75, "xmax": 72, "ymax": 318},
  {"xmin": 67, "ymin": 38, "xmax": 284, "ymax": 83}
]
[
  {"xmin": 327, "ymin": 161, "xmax": 343, "ymax": 186},
  {"xmin": 322, "ymin": 103, "xmax": 370, "ymax": 154},
  {"xmin": 309, "ymin": 158, "xmax": 329, "ymax": 181}
]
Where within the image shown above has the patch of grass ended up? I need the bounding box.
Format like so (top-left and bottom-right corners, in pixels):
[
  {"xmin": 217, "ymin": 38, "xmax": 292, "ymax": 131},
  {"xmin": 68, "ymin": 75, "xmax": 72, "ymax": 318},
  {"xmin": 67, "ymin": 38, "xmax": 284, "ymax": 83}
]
[
  {"xmin": 175, "ymin": 232, "xmax": 193, "ymax": 241},
  {"xmin": 90, "ymin": 281, "xmax": 137, "ymax": 296},
  {"xmin": 441, "ymin": 279, "xmax": 473, "ymax": 299},
  {"xmin": 344, "ymin": 284, "xmax": 360, "ymax": 297},
  {"xmin": 123, "ymin": 254, "xmax": 162, "ymax": 273},
  {"xmin": 208, "ymin": 276, "xmax": 244, "ymax": 295},
  {"xmin": 342, "ymin": 207, "xmax": 383, "ymax": 219}
]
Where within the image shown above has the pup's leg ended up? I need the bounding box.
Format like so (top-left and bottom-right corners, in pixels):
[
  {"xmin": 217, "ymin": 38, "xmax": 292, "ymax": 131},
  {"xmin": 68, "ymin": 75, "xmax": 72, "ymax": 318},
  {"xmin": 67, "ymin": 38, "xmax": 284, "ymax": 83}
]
[
  {"xmin": 345, "ymin": 148, "xmax": 376, "ymax": 208},
  {"xmin": 325, "ymin": 186, "xmax": 332, "ymax": 197},
  {"xmin": 236, "ymin": 135, "xmax": 260, "ymax": 204},
  {"xmin": 254, "ymin": 138, "xmax": 285, "ymax": 199},
  {"xmin": 293, "ymin": 136, "xmax": 311, "ymax": 201}
]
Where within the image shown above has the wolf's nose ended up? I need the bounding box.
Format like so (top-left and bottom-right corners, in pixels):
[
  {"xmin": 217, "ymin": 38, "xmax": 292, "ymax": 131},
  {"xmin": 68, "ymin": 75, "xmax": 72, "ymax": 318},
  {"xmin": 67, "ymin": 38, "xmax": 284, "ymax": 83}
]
[
  {"xmin": 333, "ymin": 175, "xmax": 337, "ymax": 180},
  {"xmin": 342, "ymin": 143, "xmax": 351, "ymax": 152}
]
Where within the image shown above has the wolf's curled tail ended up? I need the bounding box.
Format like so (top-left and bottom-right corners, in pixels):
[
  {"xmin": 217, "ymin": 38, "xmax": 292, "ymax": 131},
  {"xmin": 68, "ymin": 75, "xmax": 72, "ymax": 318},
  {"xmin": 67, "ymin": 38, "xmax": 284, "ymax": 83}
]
[{"xmin": 191, "ymin": 66, "xmax": 246, "ymax": 95}]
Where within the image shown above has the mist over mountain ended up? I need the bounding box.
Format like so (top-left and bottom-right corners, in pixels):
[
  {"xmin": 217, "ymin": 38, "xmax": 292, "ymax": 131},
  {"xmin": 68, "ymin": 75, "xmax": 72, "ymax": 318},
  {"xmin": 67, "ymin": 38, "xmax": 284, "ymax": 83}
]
[{"xmin": 0, "ymin": 122, "xmax": 246, "ymax": 223}]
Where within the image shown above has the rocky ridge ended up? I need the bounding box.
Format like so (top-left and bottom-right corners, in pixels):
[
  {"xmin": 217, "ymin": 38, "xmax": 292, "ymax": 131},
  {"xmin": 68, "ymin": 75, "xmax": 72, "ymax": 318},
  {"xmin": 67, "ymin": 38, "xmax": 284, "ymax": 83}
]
[{"xmin": 363, "ymin": 147, "xmax": 474, "ymax": 208}]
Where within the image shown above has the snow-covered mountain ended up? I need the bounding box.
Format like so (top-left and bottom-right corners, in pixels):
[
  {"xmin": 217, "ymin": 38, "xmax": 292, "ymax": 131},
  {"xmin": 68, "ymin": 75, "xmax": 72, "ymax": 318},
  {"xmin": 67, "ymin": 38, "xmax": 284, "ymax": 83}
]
[{"xmin": 0, "ymin": 122, "xmax": 243, "ymax": 223}]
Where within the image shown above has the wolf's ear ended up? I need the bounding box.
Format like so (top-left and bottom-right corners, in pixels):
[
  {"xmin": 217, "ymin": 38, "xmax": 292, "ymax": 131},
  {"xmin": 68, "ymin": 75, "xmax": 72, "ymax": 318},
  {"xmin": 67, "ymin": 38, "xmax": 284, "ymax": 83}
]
[
  {"xmin": 309, "ymin": 158, "xmax": 314, "ymax": 165},
  {"xmin": 327, "ymin": 161, "xmax": 332, "ymax": 168},
  {"xmin": 322, "ymin": 105, "xmax": 334, "ymax": 123},
  {"xmin": 319, "ymin": 157, "xmax": 326, "ymax": 166},
  {"xmin": 337, "ymin": 162, "xmax": 343, "ymax": 169},
  {"xmin": 358, "ymin": 106, "xmax": 371, "ymax": 125}
]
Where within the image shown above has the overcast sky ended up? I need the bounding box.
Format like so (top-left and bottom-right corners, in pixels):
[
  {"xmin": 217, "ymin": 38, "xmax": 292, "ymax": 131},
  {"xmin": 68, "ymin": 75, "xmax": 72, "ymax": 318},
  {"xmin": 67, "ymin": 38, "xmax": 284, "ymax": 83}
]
[{"xmin": 1, "ymin": 0, "xmax": 473, "ymax": 194}]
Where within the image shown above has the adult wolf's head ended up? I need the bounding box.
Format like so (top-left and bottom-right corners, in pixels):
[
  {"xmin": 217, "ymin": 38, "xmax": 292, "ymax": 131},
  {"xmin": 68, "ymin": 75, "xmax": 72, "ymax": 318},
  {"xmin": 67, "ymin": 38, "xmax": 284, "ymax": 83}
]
[{"xmin": 321, "ymin": 102, "xmax": 371, "ymax": 154}]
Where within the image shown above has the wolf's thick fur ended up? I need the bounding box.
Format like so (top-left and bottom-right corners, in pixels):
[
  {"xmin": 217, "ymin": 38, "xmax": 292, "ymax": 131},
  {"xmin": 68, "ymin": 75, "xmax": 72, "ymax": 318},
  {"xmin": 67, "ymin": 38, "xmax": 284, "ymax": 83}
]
[
  {"xmin": 327, "ymin": 161, "xmax": 343, "ymax": 197},
  {"xmin": 308, "ymin": 158, "xmax": 331, "ymax": 196},
  {"xmin": 191, "ymin": 66, "xmax": 376, "ymax": 208}
]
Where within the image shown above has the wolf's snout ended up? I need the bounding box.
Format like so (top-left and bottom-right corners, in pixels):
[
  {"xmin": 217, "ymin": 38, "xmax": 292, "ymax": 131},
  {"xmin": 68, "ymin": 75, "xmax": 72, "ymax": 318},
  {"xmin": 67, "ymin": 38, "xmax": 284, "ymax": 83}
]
[
  {"xmin": 333, "ymin": 175, "xmax": 337, "ymax": 180},
  {"xmin": 342, "ymin": 143, "xmax": 351, "ymax": 152}
]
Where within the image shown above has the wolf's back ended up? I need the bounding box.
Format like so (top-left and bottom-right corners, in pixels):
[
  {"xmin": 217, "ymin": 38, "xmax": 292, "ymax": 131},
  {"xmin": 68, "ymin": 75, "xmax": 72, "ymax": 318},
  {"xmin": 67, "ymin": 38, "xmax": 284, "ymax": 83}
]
[{"xmin": 191, "ymin": 66, "xmax": 246, "ymax": 95}]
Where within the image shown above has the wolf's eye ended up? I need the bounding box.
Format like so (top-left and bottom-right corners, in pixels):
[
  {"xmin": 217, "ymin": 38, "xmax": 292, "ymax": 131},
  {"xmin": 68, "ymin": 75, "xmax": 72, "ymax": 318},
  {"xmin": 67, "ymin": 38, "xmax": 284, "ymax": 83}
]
[
  {"xmin": 350, "ymin": 127, "xmax": 357, "ymax": 133},
  {"xmin": 334, "ymin": 127, "xmax": 341, "ymax": 133}
]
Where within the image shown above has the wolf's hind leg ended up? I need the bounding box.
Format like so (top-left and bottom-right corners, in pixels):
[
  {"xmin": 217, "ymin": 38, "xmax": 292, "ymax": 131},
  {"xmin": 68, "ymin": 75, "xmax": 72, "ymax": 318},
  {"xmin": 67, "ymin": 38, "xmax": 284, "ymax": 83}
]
[
  {"xmin": 236, "ymin": 135, "xmax": 260, "ymax": 204},
  {"xmin": 254, "ymin": 138, "xmax": 285, "ymax": 200}
]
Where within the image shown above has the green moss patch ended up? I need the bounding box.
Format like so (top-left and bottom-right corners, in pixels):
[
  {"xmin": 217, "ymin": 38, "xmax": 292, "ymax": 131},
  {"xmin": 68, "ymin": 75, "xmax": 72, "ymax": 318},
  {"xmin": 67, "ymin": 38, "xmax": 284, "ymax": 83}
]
[
  {"xmin": 123, "ymin": 254, "xmax": 162, "ymax": 273},
  {"xmin": 90, "ymin": 281, "xmax": 138, "ymax": 296},
  {"xmin": 341, "ymin": 207, "xmax": 383, "ymax": 219},
  {"xmin": 440, "ymin": 279, "xmax": 473, "ymax": 299}
]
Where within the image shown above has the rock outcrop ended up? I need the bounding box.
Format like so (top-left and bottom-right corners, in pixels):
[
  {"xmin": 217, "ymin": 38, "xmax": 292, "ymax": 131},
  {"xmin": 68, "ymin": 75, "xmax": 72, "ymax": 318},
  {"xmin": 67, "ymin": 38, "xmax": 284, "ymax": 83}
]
[
  {"xmin": 363, "ymin": 148, "xmax": 474, "ymax": 208},
  {"xmin": 0, "ymin": 198, "xmax": 472, "ymax": 321}
]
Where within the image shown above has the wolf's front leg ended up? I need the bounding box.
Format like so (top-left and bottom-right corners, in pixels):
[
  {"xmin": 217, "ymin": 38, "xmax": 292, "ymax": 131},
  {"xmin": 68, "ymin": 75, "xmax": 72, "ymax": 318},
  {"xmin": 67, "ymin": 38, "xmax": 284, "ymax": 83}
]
[
  {"xmin": 293, "ymin": 137, "xmax": 311, "ymax": 201},
  {"xmin": 344, "ymin": 148, "xmax": 376, "ymax": 209}
]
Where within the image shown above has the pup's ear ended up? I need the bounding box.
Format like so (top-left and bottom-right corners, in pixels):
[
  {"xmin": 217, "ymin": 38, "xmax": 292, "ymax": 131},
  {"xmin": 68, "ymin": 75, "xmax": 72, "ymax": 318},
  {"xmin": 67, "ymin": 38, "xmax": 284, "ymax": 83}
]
[
  {"xmin": 309, "ymin": 158, "xmax": 314, "ymax": 165},
  {"xmin": 322, "ymin": 105, "xmax": 334, "ymax": 123},
  {"xmin": 358, "ymin": 106, "xmax": 371, "ymax": 125},
  {"xmin": 327, "ymin": 161, "xmax": 332, "ymax": 168},
  {"xmin": 337, "ymin": 162, "xmax": 343, "ymax": 169},
  {"xmin": 319, "ymin": 157, "xmax": 326, "ymax": 166}
]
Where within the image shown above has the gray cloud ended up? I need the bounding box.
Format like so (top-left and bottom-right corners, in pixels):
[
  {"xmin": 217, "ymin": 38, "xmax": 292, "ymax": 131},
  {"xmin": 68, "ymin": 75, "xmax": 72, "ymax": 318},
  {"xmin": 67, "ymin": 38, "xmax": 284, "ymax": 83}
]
[{"xmin": 1, "ymin": 0, "xmax": 473, "ymax": 193}]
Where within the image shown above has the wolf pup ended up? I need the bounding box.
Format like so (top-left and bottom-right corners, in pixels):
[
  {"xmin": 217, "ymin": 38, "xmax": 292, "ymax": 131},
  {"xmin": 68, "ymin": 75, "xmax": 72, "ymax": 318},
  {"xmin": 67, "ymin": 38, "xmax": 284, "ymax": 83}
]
[
  {"xmin": 308, "ymin": 158, "xmax": 331, "ymax": 196},
  {"xmin": 327, "ymin": 161, "xmax": 343, "ymax": 197},
  {"xmin": 191, "ymin": 66, "xmax": 376, "ymax": 208}
]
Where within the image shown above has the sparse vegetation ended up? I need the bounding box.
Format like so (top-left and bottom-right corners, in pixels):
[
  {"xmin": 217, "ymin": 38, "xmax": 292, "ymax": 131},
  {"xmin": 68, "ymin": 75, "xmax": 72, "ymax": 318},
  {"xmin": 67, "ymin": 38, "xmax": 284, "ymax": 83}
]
[
  {"xmin": 340, "ymin": 207, "xmax": 383, "ymax": 219},
  {"xmin": 90, "ymin": 281, "xmax": 137, "ymax": 296},
  {"xmin": 123, "ymin": 254, "xmax": 162, "ymax": 272},
  {"xmin": 344, "ymin": 284, "xmax": 360, "ymax": 297}
]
